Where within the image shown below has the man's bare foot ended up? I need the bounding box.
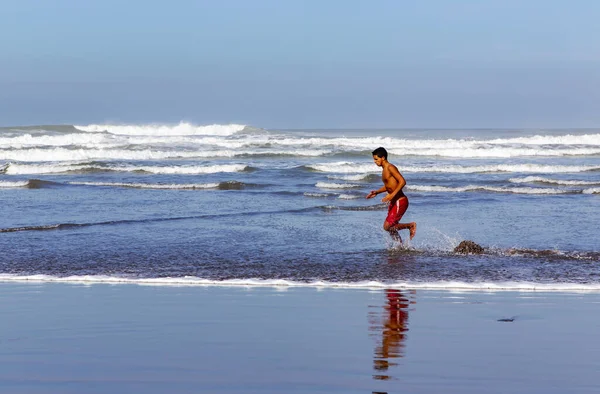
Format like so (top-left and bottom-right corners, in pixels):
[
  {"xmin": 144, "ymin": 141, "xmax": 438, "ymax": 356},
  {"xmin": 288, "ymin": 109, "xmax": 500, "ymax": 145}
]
[{"xmin": 409, "ymin": 222, "xmax": 417, "ymax": 240}]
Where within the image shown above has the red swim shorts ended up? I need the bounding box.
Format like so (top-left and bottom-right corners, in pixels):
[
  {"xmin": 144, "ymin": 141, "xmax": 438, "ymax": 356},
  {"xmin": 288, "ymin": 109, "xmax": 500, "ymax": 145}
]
[{"xmin": 386, "ymin": 197, "xmax": 409, "ymax": 226}]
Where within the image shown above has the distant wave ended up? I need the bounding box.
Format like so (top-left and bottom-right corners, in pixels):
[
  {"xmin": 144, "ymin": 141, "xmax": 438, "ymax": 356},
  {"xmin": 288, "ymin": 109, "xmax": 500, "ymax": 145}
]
[
  {"xmin": 0, "ymin": 179, "xmax": 59, "ymax": 189},
  {"xmin": 68, "ymin": 181, "xmax": 221, "ymax": 190},
  {"xmin": 1, "ymin": 274, "xmax": 600, "ymax": 292},
  {"xmin": 0, "ymin": 133, "xmax": 110, "ymax": 148},
  {"xmin": 327, "ymin": 174, "xmax": 380, "ymax": 182},
  {"xmin": 0, "ymin": 180, "xmax": 30, "ymax": 188},
  {"xmin": 486, "ymin": 133, "xmax": 600, "ymax": 145},
  {"xmin": 3, "ymin": 127, "xmax": 600, "ymax": 161},
  {"xmin": 337, "ymin": 194, "xmax": 362, "ymax": 199},
  {"xmin": 308, "ymin": 162, "xmax": 600, "ymax": 174},
  {"xmin": 2, "ymin": 162, "xmax": 249, "ymax": 175},
  {"xmin": 74, "ymin": 122, "xmax": 247, "ymax": 136},
  {"xmin": 303, "ymin": 192, "xmax": 362, "ymax": 199},
  {"xmin": 407, "ymin": 184, "xmax": 571, "ymax": 194},
  {"xmin": 304, "ymin": 192, "xmax": 336, "ymax": 198},
  {"xmin": 394, "ymin": 147, "xmax": 600, "ymax": 158},
  {"xmin": 315, "ymin": 182, "xmax": 361, "ymax": 189},
  {"xmin": 67, "ymin": 180, "xmax": 258, "ymax": 190},
  {"xmin": 0, "ymin": 147, "xmax": 337, "ymax": 162},
  {"xmin": 508, "ymin": 176, "xmax": 600, "ymax": 186},
  {"xmin": 583, "ymin": 187, "xmax": 600, "ymax": 194}
]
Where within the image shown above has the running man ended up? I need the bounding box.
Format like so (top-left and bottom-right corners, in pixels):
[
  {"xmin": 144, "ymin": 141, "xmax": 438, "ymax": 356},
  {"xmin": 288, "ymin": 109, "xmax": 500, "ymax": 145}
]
[{"xmin": 366, "ymin": 147, "xmax": 417, "ymax": 242}]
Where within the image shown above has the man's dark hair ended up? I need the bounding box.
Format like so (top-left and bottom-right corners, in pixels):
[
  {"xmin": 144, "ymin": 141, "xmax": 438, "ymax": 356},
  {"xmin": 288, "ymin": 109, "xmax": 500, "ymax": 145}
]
[{"xmin": 372, "ymin": 147, "xmax": 388, "ymax": 159}]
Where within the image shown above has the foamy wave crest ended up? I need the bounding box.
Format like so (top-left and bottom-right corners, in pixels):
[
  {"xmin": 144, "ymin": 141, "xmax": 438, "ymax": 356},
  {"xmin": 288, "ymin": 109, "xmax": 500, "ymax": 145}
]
[
  {"xmin": 113, "ymin": 164, "xmax": 248, "ymax": 174},
  {"xmin": 404, "ymin": 164, "xmax": 600, "ymax": 174},
  {"xmin": 0, "ymin": 133, "xmax": 110, "ymax": 148},
  {"xmin": 316, "ymin": 182, "xmax": 361, "ymax": 189},
  {"xmin": 4, "ymin": 162, "xmax": 248, "ymax": 175},
  {"xmin": 3, "ymin": 162, "xmax": 94, "ymax": 174},
  {"xmin": 1, "ymin": 274, "xmax": 599, "ymax": 292},
  {"xmin": 1, "ymin": 147, "xmax": 336, "ymax": 162},
  {"xmin": 509, "ymin": 176, "xmax": 600, "ymax": 186},
  {"xmin": 261, "ymin": 133, "xmax": 600, "ymax": 154},
  {"xmin": 0, "ymin": 180, "xmax": 29, "ymax": 188},
  {"xmin": 408, "ymin": 185, "xmax": 569, "ymax": 194},
  {"xmin": 327, "ymin": 174, "xmax": 376, "ymax": 181},
  {"xmin": 488, "ymin": 133, "xmax": 600, "ymax": 145},
  {"xmin": 310, "ymin": 162, "xmax": 599, "ymax": 174},
  {"xmin": 74, "ymin": 122, "xmax": 246, "ymax": 136},
  {"xmin": 583, "ymin": 187, "xmax": 600, "ymax": 194},
  {"xmin": 0, "ymin": 148, "xmax": 239, "ymax": 162},
  {"xmin": 390, "ymin": 147, "xmax": 600, "ymax": 158},
  {"xmin": 304, "ymin": 192, "xmax": 334, "ymax": 198},
  {"xmin": 338, "ymin": 194, "xmax": 361, "ymax": 199},
  {"xmin": 67, "ymin": 181, "xmax": 220, "ymax": 190},
  {"xmin": 308, "ymin": 162, "xmax": 379, "ymax": 173}
]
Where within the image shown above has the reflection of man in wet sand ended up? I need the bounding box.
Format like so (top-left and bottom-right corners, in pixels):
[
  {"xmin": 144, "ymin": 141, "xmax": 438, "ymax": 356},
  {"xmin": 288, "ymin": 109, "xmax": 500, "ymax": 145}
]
[
  {"xmin": 373, "ymin": 289, "xmax": 411, "ymax": 380},
  {"xmin": 366, "ymin": 147, "xmax": 416, "ymax": 243}
]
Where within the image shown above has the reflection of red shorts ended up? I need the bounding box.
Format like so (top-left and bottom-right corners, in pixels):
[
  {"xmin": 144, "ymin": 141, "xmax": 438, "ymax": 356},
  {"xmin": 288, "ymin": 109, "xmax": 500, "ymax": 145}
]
[{"xmin": 386, "ymin": 197, "xmax": 408, "ymax": 226}]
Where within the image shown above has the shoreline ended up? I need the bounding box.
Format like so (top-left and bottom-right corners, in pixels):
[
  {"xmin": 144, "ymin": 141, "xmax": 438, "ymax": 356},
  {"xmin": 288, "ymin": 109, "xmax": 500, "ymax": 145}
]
[{"xmin": 1, "ymin": 274, "xmax": 600, "ymax": 292}]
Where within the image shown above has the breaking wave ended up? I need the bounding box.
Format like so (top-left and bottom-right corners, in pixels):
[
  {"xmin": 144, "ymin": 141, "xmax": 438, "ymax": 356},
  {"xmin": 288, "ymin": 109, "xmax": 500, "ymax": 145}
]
[
  {"xmin": 508, "ymin": 176, "xmax": 600, "ymax": 186},
  {"xmin": 74, "ymin": 122, "xmax": 247, "ymax": 136},
  {"xmin": 307, "ymin": 162, "xmax": 600, "ymax": 174},
  {"xmin": 407, "ymin": 185, "xmax": 572, "ymax": 194},
  {"xmin": 2, "ymin": 162, "xmax": 249, "ymax": 175}
]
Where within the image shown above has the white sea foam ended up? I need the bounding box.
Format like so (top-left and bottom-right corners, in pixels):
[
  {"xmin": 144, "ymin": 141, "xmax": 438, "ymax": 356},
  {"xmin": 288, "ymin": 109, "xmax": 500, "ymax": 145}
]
[
  {"xmin": 3, "ymin": 128, "xmax": 600, "ymax": 159},
  {"xmin": 0, "ymin": 133, "xmax": 111, "ymax": 148},
  {"xmin": 390, "ymin": 147, "xmax": 600, "ymax": 158},
  {"xmin": 0, "ymin": 180, "xmax": 29, "ymax": 188},
  {"xmin": 408, "ymin": 184, "xmax": 569, "ymax": 194},
  {"xmin": 309, "ymin": 162, "xmax": 600, "ymax": 174},
  {"xmin": 3, "ymin": 162, "xmax": 248, "ymax": 175},
  {"xmin": 583, "ymin": 187, "xmax": 600, "ymax": 194},
  {"xmin": 487, "ymin": 133, "xmax": 600, "ymax": 145},
  {"xmin": 238, "ymin": 133, "xmax": 600, "ymax": 151},
  {"xmin": 67, "ymin": 181, "xmax": 220, "ymax": 189},
  {"xmin": 303, "ymin": 192, "xmax": 333, "ymax": 198},
  {"xmin": 508, "ymin": 176, "xmax": 600, "ymax": 186},
  {"xmin": 315, "ymin": 182, "xmax": 361, "ymax": 189},
  {"xmin": 309, "ymin": 162, "xmax": 379, "ymax": 173},
  {"xmin": 0, "ymin": 148, "xmax": 241, "ymax": 162},
  {"xmin": 74, "ymin": 122, "xmax": 246, "ymax": 136},
  {"xmin": 327, "ymin": 174, "xmax": 373, "ymax": 181},
  {"xmin": 1, "ymin": 274, "xmax": 599, "ymax": 292},
  {"xmin": 3, "ymin": 163, "xmax": 95, "ymax": 175},
  {"xmin": 112, "ymin": 164, "xmax": 248, "ymax": 174},
  {"xmin": 0, "ymin": 147, "xmax": 337, "ymax": 162}
]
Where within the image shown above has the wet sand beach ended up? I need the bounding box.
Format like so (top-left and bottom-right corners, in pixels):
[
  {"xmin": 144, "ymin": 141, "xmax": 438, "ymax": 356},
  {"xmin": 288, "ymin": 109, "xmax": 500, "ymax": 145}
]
[{"xmin": 1, "ymin": 283, "xmax": 599, "ymax": 394}]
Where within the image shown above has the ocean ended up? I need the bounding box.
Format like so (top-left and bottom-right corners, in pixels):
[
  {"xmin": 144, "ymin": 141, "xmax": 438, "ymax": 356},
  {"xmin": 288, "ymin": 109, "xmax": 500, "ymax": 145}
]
[{"xmin": 1, "ymin": 123, "xmax": 599, "ymax": 290}]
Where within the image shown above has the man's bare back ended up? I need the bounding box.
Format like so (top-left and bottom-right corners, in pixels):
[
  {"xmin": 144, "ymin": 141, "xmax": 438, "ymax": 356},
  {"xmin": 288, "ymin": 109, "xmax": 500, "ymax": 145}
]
[{"xmin": 366, "ymin": 147, "xmax": 416, "ymax": 241}]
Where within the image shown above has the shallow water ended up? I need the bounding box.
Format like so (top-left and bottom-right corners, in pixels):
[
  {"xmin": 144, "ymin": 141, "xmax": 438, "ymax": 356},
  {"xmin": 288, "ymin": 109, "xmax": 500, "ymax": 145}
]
[{"xmin": 1, "ymin": 124, "xmax": 599, "ymax": 289}]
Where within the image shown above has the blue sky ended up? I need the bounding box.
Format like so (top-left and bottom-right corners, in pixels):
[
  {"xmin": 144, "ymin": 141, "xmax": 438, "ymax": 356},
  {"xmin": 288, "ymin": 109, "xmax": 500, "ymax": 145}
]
[{"xmin": 1, "ymin": 0, "xmax": 599, "ymax": 128}]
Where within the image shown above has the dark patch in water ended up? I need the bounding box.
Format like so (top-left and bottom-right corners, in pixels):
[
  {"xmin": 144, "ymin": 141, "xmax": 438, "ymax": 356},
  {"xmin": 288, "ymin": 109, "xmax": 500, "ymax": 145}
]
[
  {"xmin": 497, "ymin": 317, "xmax": 516, "ymax": 322},
  {"xmin": 27, "ymin": 179, "xmax": 61, "ymax": 189},
  {"xmin": 218, "ymin": 181, "xmax": 253, "ymax": 190}
]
